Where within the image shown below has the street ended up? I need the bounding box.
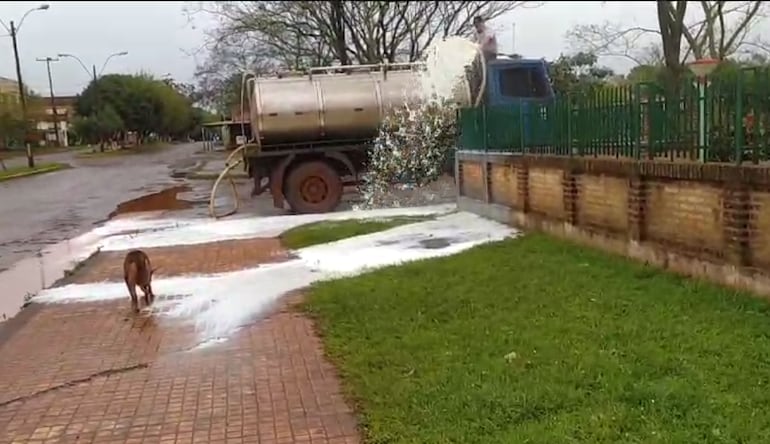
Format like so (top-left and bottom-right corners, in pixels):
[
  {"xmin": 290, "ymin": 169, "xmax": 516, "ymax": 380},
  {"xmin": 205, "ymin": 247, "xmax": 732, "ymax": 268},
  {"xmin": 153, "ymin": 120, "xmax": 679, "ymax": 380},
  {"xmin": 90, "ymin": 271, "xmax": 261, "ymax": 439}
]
[{"xmin": 0, "ymin": 144, "xmax": 202, "ymax": 271}]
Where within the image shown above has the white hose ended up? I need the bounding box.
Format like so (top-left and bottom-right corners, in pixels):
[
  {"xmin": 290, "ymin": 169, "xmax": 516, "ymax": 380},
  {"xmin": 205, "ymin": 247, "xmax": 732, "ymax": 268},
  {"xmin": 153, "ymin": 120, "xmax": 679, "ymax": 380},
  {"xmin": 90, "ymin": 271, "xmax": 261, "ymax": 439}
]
[
  {"xmin": 208, "ymin": 144, "xmax": 245, "ymax": 219},
  {"xmin": 473, "ymin": 45, "xmax": 487, "ymax": 108},
  {"xmin": 208, "ymin": 71, "xmax": 255, "ymax": 219}
]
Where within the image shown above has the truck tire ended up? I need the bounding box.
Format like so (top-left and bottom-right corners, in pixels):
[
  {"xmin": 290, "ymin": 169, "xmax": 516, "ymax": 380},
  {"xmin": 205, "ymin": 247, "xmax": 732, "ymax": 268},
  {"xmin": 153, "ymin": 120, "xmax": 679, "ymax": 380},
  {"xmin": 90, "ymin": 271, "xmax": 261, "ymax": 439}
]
[{"xmin": 284, "ymin": 160, "xmax": 343, "ymax": 214}]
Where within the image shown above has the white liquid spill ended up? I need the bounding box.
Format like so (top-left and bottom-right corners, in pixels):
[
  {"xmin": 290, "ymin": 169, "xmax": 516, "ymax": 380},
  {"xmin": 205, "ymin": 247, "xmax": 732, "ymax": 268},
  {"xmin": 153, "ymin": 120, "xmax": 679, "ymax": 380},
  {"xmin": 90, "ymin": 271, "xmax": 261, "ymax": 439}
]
[
  {"xmin": 1, "ymin": 205, "xmax": 452, "ymax": 323},
  {"xmin": 417, "ymin": 36, "xmax": 480, "ymax": 104},
  {"xmin": 364, "ymin": 37, "xmax": 480, "ymax": 208},
  {"xmin": 36, "ymin": 212, "xmax": 518, "ymax": 349},
  {"xmin": 99, "ymin": 204, "xmax": 455, "ymax": 251}
]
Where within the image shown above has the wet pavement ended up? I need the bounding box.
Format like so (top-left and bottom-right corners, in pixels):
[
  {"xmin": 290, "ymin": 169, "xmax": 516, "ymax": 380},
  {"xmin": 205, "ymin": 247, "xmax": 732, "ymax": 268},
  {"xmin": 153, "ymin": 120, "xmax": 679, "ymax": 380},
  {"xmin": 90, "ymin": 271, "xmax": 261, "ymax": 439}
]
[{"xmin": 0, "ymin": 144, "xmax": 202, "ymax": 272}]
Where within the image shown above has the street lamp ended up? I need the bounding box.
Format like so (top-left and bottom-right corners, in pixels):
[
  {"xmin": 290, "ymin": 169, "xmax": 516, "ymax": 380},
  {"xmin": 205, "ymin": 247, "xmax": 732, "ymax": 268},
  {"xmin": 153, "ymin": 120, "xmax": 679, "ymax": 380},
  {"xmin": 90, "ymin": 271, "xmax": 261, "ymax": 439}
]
[
  {"xmin": 58, "ymin": 51, "xmax": 129, "ymax": 82},
  {"xmin": 0, "ymin": 3, "xmax": 50, "ymax": 168},
  {"xmin": 688, "ymin": 58, "xmax": 719, "ymax": 163}
]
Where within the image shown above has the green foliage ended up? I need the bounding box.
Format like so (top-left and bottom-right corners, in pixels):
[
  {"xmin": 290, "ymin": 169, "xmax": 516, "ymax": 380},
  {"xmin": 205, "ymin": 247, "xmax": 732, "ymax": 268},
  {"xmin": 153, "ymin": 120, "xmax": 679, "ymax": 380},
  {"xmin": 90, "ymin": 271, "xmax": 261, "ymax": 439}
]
[
  {"xmin": 71, "ymin": 105, "xmax": 124, "ymax": 145},
  {"xmin": 74, "ymin": 74, "xmax": 197, "ymax": 140},
  {"xmin": 548, "ymin": 52, "xmax": 614, "ymax": 95}
]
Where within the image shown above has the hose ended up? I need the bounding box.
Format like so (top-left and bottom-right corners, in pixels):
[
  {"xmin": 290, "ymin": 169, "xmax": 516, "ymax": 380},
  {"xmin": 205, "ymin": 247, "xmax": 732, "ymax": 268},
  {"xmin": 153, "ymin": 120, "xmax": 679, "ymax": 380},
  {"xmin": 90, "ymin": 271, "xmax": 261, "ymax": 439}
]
[
  {"xmin": 473, "ymin": 45, "xmax": 487, "ymax": 108},
  {"xmin": 208, "ymin": 71, "xmax": 255, "ymax": 219},
  {"xmin": 208, "ymin": 144, "xmax": 245, "ymax": 219}
]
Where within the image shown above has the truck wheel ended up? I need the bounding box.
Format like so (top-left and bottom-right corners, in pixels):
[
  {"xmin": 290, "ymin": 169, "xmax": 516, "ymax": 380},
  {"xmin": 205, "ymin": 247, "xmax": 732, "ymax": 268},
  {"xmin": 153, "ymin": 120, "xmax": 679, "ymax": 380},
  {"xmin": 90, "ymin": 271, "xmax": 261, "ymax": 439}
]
[{"xmin": 285, "ymin": 160, "xmax": 343, "ymax": 214}]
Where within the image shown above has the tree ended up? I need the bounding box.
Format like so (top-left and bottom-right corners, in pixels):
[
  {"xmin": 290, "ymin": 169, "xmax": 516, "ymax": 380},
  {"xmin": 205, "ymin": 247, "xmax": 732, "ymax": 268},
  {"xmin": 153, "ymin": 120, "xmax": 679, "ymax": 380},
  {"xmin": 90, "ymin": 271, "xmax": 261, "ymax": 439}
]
[
  {"xmin": 186, "ymin": 1, "xmax": 542, "ymax": 111},
  {"xmin": 189, "ymin": 1, "xmax": 535, "ymax": 66},
  {"xmin": 547, "ymin": 52, "xmax": 615, "ymax": 95},
  {"xmin": 567, "ymin": 1, "xmax": 769, "ymax": 70},
  {"xmin": 75, "ymin": 73, "xmax": 196, "ymax": 144},
  {"xmin": 72, "ymin": 105, "xmax": 124, "ymax": 150},
  {"xmin": 0, "ymin": 93, "xmax": 26, "ymax": 150}
]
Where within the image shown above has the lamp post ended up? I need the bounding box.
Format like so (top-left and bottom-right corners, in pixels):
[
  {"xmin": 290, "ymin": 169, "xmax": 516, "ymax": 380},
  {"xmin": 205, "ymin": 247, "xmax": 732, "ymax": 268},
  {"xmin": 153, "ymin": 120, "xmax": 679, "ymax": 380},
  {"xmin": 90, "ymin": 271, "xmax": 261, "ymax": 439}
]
[
  {"xmin": 688, "ymin": 58, "xmax": 719, "ymax": 163},
  {"xmin": 58, "ymin": 51, "xmax": 127, "ymax": 152},
  {"xmin": 0, "ymin": 4, "xmax": 50, "ymax": 168},
  {"xmin": 57, "ymin": 51, "xmax": 128, "ymax": 82}
]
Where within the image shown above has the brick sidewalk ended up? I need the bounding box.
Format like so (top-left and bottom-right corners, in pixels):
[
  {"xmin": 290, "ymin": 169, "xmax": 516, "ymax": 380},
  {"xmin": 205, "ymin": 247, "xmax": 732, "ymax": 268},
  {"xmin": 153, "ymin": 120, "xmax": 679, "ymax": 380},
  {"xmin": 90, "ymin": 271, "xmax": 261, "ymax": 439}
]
[{"xmin": 0, "ymin": 239, "xmax": 360, "ymax": 443}]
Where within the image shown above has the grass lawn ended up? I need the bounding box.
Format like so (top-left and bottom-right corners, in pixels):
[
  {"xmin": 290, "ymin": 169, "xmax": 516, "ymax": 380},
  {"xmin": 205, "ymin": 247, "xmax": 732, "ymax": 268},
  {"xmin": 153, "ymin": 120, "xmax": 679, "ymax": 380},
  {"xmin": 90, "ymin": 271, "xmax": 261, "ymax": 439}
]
[
  {"xmin": 75, "ymin": 143, "xmax": 169, "ymax": 158},
  {"xmin": 0, "ymin": 162, "xmax": 69, "ymax": 182},
  {"xmin": 0, "ymin": 146, "xmax": 74, "ymax": 159},
  {"xmin": 281, "ymin": 216, "xmax": 432, "ymax": 249},
  {"xmin": 304, "ymin": 233, "xmax": 770, "ymax": 443}
]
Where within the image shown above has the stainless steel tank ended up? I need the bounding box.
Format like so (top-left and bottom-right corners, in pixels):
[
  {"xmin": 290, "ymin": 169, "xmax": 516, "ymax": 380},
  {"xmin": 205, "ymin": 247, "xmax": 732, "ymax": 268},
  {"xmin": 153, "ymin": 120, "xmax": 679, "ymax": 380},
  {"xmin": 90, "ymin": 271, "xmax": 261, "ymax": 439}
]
[{"xmin": 250, "ymin": 63, "xmax": 472, "ymax": 146}]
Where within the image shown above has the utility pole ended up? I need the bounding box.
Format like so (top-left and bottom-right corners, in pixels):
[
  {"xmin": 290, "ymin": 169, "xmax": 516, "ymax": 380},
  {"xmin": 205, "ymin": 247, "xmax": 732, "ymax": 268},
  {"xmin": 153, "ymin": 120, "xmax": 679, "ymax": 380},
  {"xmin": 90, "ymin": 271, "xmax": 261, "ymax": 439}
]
[
  {"xmin": 2, "ymin": 4, "xmax": 51, "ymax": 168},
  {"xmin": 36, "ymin": 56, "xmax": 61, "ymax": 147},
  {"xmin": 92, "ymin": 64, "xmax": 97, "ymax": 82},
  {"xmin": 10, "ymin": 20, "xmax": 33, "ymax": 167}
]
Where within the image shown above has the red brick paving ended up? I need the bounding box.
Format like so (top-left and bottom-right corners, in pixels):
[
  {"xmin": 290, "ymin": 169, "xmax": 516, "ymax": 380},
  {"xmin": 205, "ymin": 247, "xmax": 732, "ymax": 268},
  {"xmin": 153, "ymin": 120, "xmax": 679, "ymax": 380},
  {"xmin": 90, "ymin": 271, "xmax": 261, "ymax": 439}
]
[
  {"xmin": 0, "ymin": 240, "xmax": 360, "ymax": 443},
  {"xmin": 71, "ymin": 238, "xmax": 290, "ymax": 283}
]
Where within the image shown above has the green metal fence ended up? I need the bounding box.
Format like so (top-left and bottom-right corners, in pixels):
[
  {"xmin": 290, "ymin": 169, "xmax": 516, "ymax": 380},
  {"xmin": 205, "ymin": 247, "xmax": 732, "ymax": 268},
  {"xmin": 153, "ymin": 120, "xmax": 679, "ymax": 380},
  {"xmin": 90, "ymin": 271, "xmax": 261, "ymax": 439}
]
[{"xmin": 458, "ymin": 67, "xmax": 770, "ymax": 164}]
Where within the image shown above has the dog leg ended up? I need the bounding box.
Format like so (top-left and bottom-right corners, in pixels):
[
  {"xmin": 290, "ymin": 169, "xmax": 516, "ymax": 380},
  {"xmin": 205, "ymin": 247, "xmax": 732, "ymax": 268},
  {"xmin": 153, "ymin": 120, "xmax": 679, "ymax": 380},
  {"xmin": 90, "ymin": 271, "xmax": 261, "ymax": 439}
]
[{"xmin": 127, "ymin": 282, "xmax": 139, "ymax": 313}]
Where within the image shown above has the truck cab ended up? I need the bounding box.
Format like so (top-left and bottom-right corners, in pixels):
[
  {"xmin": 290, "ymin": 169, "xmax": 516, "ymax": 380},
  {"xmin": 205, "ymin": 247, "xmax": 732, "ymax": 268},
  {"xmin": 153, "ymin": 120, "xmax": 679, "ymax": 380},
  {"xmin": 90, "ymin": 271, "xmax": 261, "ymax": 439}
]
[
  {"xmin": 485, "ymin": 57, "xmax": 555, "ymax": 105},
  {"xmin": 459, "ymin": 57, "xmax": 555, "ymax": 152}
]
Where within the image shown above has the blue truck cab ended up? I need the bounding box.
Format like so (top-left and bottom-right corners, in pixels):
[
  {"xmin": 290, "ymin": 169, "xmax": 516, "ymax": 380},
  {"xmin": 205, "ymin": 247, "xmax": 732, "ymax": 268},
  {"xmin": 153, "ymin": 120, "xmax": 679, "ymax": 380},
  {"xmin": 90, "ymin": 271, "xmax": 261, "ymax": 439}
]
[
  {"xmin": 459, "ymin": 57, "xmax": 556, "ymax": 151},
  {"xmin": 484, "ymin": 57, "xmax": 555, "ymax": 105}
]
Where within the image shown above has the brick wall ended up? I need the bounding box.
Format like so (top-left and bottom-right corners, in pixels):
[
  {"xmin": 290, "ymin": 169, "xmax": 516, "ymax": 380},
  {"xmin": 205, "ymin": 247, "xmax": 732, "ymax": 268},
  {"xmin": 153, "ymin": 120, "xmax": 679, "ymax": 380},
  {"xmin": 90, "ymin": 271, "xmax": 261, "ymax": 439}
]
[{"xmin": 456, "ymin": 152, "xmax": 770, "ymax": 296}]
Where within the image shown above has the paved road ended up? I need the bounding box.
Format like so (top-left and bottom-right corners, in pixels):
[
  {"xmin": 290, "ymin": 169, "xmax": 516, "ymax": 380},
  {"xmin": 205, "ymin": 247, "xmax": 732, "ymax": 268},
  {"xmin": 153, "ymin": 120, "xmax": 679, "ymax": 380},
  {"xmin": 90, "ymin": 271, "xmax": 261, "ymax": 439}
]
[{"xmin": 0, "ymin": 143, "xmax": 202, "ymax": 271}]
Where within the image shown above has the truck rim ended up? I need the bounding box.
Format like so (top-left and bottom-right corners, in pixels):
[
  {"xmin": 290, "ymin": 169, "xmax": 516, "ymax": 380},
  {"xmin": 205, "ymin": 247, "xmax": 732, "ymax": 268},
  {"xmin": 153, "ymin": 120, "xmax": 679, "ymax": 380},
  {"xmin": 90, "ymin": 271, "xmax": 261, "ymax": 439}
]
[{"xmin": 300, "ymin": 176, "xmax": 329, "ymax": 204}]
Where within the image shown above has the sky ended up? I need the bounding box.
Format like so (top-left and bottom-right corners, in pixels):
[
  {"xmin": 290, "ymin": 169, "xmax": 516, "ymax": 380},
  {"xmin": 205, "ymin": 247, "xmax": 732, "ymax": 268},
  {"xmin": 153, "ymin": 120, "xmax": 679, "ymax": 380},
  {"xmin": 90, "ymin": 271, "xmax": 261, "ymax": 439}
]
[{"xmin": 0, "ymin": 1, "xmax": 662, "ymax": 97}]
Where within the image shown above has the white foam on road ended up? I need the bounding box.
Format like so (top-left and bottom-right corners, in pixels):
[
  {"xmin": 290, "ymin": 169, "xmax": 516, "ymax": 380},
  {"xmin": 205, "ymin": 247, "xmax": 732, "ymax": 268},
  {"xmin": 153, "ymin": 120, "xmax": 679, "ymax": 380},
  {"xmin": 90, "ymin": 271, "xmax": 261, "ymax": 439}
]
[{"xmin": 36, "ymin": 212, "xmax": 517, "ymax": 348}]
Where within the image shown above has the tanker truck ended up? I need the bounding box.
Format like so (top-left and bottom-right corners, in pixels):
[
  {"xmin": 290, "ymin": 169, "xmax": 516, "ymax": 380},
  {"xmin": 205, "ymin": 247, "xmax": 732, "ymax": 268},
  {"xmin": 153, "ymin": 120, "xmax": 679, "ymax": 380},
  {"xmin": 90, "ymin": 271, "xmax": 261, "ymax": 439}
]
[{"xmin": 240, "ymin": 56, "xmax": 554, "ymax": 214}]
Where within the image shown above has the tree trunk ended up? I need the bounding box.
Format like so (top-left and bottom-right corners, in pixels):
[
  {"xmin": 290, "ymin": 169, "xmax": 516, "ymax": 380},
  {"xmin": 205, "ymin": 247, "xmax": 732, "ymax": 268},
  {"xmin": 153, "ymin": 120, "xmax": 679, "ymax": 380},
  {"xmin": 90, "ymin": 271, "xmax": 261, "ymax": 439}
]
[
  {"xmin": 656, "ymin": 0, "xmax": 688, "ymax": 89},
  {"xmin": 330, "ymin": 0, "xmax": 349, "ymax": 65}
]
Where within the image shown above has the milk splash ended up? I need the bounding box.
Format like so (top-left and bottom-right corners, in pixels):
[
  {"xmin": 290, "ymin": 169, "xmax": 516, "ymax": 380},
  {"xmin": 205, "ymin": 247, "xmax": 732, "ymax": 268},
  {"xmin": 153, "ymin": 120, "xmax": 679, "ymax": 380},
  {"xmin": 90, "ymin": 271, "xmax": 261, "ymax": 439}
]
[{"xmin": 361, "ymin": 37, "xmax": 481, "ymax": 208}]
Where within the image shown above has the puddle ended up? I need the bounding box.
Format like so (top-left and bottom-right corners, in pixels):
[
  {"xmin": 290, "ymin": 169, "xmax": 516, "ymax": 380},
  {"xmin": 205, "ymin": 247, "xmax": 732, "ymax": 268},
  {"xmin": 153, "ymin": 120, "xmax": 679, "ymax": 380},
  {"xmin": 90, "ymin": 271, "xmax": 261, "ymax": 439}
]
[
  {"xmin": 417, "ymin": 237, "xmax": 453, "ymax": 249},
  {"xmin": 0, "ymin": 239, "xmax": 98, "ymax": 322},
  {"xmin": 108, "ymin": 186, "xmax": 193, "ymax": 219}
]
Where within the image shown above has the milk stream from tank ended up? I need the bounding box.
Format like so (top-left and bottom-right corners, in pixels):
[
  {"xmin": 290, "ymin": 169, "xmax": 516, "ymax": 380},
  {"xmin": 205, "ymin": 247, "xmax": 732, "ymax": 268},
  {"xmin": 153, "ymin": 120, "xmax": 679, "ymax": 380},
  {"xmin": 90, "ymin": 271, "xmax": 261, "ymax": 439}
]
[{"xmin": 414, "ymin": 36, "xmax": 480, "ymax": 106}]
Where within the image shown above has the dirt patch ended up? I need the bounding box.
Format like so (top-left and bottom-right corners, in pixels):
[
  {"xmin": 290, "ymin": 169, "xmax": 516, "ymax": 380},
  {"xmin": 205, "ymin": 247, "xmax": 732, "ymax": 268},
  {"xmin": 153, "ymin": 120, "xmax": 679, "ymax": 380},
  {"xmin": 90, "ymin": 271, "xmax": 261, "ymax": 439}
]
[
  {"xmin": 108, "ymin": 185, "xmax": 193, "ymax": 218},
  {"xmin": 65, "ymin": 238, "xmax": 291, "ymax": 284}
]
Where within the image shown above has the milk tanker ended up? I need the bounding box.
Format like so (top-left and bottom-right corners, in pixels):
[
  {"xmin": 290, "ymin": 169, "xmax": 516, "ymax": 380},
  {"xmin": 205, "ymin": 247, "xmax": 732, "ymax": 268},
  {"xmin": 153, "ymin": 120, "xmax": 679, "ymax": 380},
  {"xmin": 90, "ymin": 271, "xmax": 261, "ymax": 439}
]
[{"xmin": 242, "ymin": 57, "xmax": 554, "ymax": 214}]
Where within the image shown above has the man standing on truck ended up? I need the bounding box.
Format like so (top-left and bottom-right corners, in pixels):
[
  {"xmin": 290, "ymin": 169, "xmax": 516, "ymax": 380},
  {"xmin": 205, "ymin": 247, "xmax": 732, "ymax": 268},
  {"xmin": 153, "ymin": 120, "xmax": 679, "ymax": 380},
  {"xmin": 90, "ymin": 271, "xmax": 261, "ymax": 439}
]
[{"xmin": 473, "ymin": 16, "xmax": 498, "ymax": 61}]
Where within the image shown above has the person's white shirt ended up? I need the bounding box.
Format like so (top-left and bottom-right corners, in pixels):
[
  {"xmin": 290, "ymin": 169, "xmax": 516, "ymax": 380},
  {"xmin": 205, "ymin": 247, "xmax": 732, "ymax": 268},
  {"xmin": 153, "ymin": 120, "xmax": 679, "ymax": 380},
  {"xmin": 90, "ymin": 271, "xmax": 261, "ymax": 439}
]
[{"xmin": 474, "ymin": 24, "xmax": 498, "ymax": 55}]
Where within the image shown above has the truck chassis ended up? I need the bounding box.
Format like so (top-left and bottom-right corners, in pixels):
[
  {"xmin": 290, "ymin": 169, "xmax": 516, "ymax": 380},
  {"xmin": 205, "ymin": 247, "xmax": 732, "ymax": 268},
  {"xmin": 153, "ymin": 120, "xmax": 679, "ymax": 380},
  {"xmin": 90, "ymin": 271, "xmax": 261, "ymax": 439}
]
[{"xmin": 246, "ymin": 139, "xmax": 369, "ymax": 214}]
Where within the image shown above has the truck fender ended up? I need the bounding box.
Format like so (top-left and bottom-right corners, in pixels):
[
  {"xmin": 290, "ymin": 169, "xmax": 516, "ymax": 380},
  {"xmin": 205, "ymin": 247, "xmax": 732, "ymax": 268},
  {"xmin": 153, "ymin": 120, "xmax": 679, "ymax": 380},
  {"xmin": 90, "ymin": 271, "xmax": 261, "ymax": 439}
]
[
  {"xmin": 324, "ymin": 151, "xmax": 357, "ymax": 180},
  {"xmin": 269, "ymin": 154, "xmax": 296, "ymax": 209}
]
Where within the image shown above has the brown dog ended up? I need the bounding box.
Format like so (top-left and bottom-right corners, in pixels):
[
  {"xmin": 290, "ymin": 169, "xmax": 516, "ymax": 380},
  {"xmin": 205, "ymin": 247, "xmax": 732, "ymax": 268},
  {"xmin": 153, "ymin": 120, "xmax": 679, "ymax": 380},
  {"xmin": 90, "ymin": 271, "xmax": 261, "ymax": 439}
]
[{"xmin": 123, "ymin": 249, "xmax": 157, "ymax": 313}]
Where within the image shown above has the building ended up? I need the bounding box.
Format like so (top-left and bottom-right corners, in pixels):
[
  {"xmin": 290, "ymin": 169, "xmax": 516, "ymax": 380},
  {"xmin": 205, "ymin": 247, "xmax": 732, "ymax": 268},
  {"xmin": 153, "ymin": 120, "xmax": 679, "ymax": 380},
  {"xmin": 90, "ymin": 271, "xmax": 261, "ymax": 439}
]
[
  {"xmin": 31, "ymin": 95, "xmax": 77, "ymax": 147},
  {"xmin": 0, "ymin": 76, "xmax": 20, "ymax": 97}
]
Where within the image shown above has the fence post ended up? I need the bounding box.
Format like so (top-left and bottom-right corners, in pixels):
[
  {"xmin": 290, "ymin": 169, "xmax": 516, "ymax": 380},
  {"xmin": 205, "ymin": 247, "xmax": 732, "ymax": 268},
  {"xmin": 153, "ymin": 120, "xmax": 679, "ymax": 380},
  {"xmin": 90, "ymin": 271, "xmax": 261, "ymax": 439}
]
[
  {"xmin": 735, "ymin": 71, "xmax": 744, "ymax": 165},
  {"xmin": 562, "ymin": 93, "xmax": 575, "ymax": 156},
  {"xmin": 633, "ymin": 83, "xmax": 642, "ymax": 160},
  {"xmin": 482, "ymin": 106, "xmax": 488, "ymax": 152}
]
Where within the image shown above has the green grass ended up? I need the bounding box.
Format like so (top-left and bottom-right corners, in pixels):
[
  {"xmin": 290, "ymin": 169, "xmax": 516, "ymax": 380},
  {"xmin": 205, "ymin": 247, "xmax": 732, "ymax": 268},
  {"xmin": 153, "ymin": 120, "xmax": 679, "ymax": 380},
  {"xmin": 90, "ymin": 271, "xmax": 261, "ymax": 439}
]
[
  {"xmin": 304, "ymin": 234, "xmax": 770, "ymax": 443},
  {"xmin": 281, "ymin": 216, "xmax": 432, "ymax": 249},
  {"xmin": 75, "ymin": 142, "xmax": 169, "ymax": 158},
  {"xmin": 0, "ymin": 146, "xmax": 75, "ymax": 160},
  {"xmin": 0, "ymin": 162, "xmax": 69, "ymax": 181}
]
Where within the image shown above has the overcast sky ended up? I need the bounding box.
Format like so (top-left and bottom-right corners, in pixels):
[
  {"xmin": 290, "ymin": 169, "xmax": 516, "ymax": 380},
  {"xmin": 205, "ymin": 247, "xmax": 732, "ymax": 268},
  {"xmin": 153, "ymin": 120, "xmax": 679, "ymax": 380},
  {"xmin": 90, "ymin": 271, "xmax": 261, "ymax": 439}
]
[{"xmin": 0, "ymin": 1, "xmax": 661, "ymax": 96}]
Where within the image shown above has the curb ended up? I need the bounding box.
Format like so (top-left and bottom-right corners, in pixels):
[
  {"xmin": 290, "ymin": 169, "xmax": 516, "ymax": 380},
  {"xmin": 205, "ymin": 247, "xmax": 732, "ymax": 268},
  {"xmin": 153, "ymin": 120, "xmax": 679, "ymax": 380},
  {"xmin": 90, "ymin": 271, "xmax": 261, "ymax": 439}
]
[{"xmin": 0, "ymin": 163, "xmax": 70, "ymax": 182}]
